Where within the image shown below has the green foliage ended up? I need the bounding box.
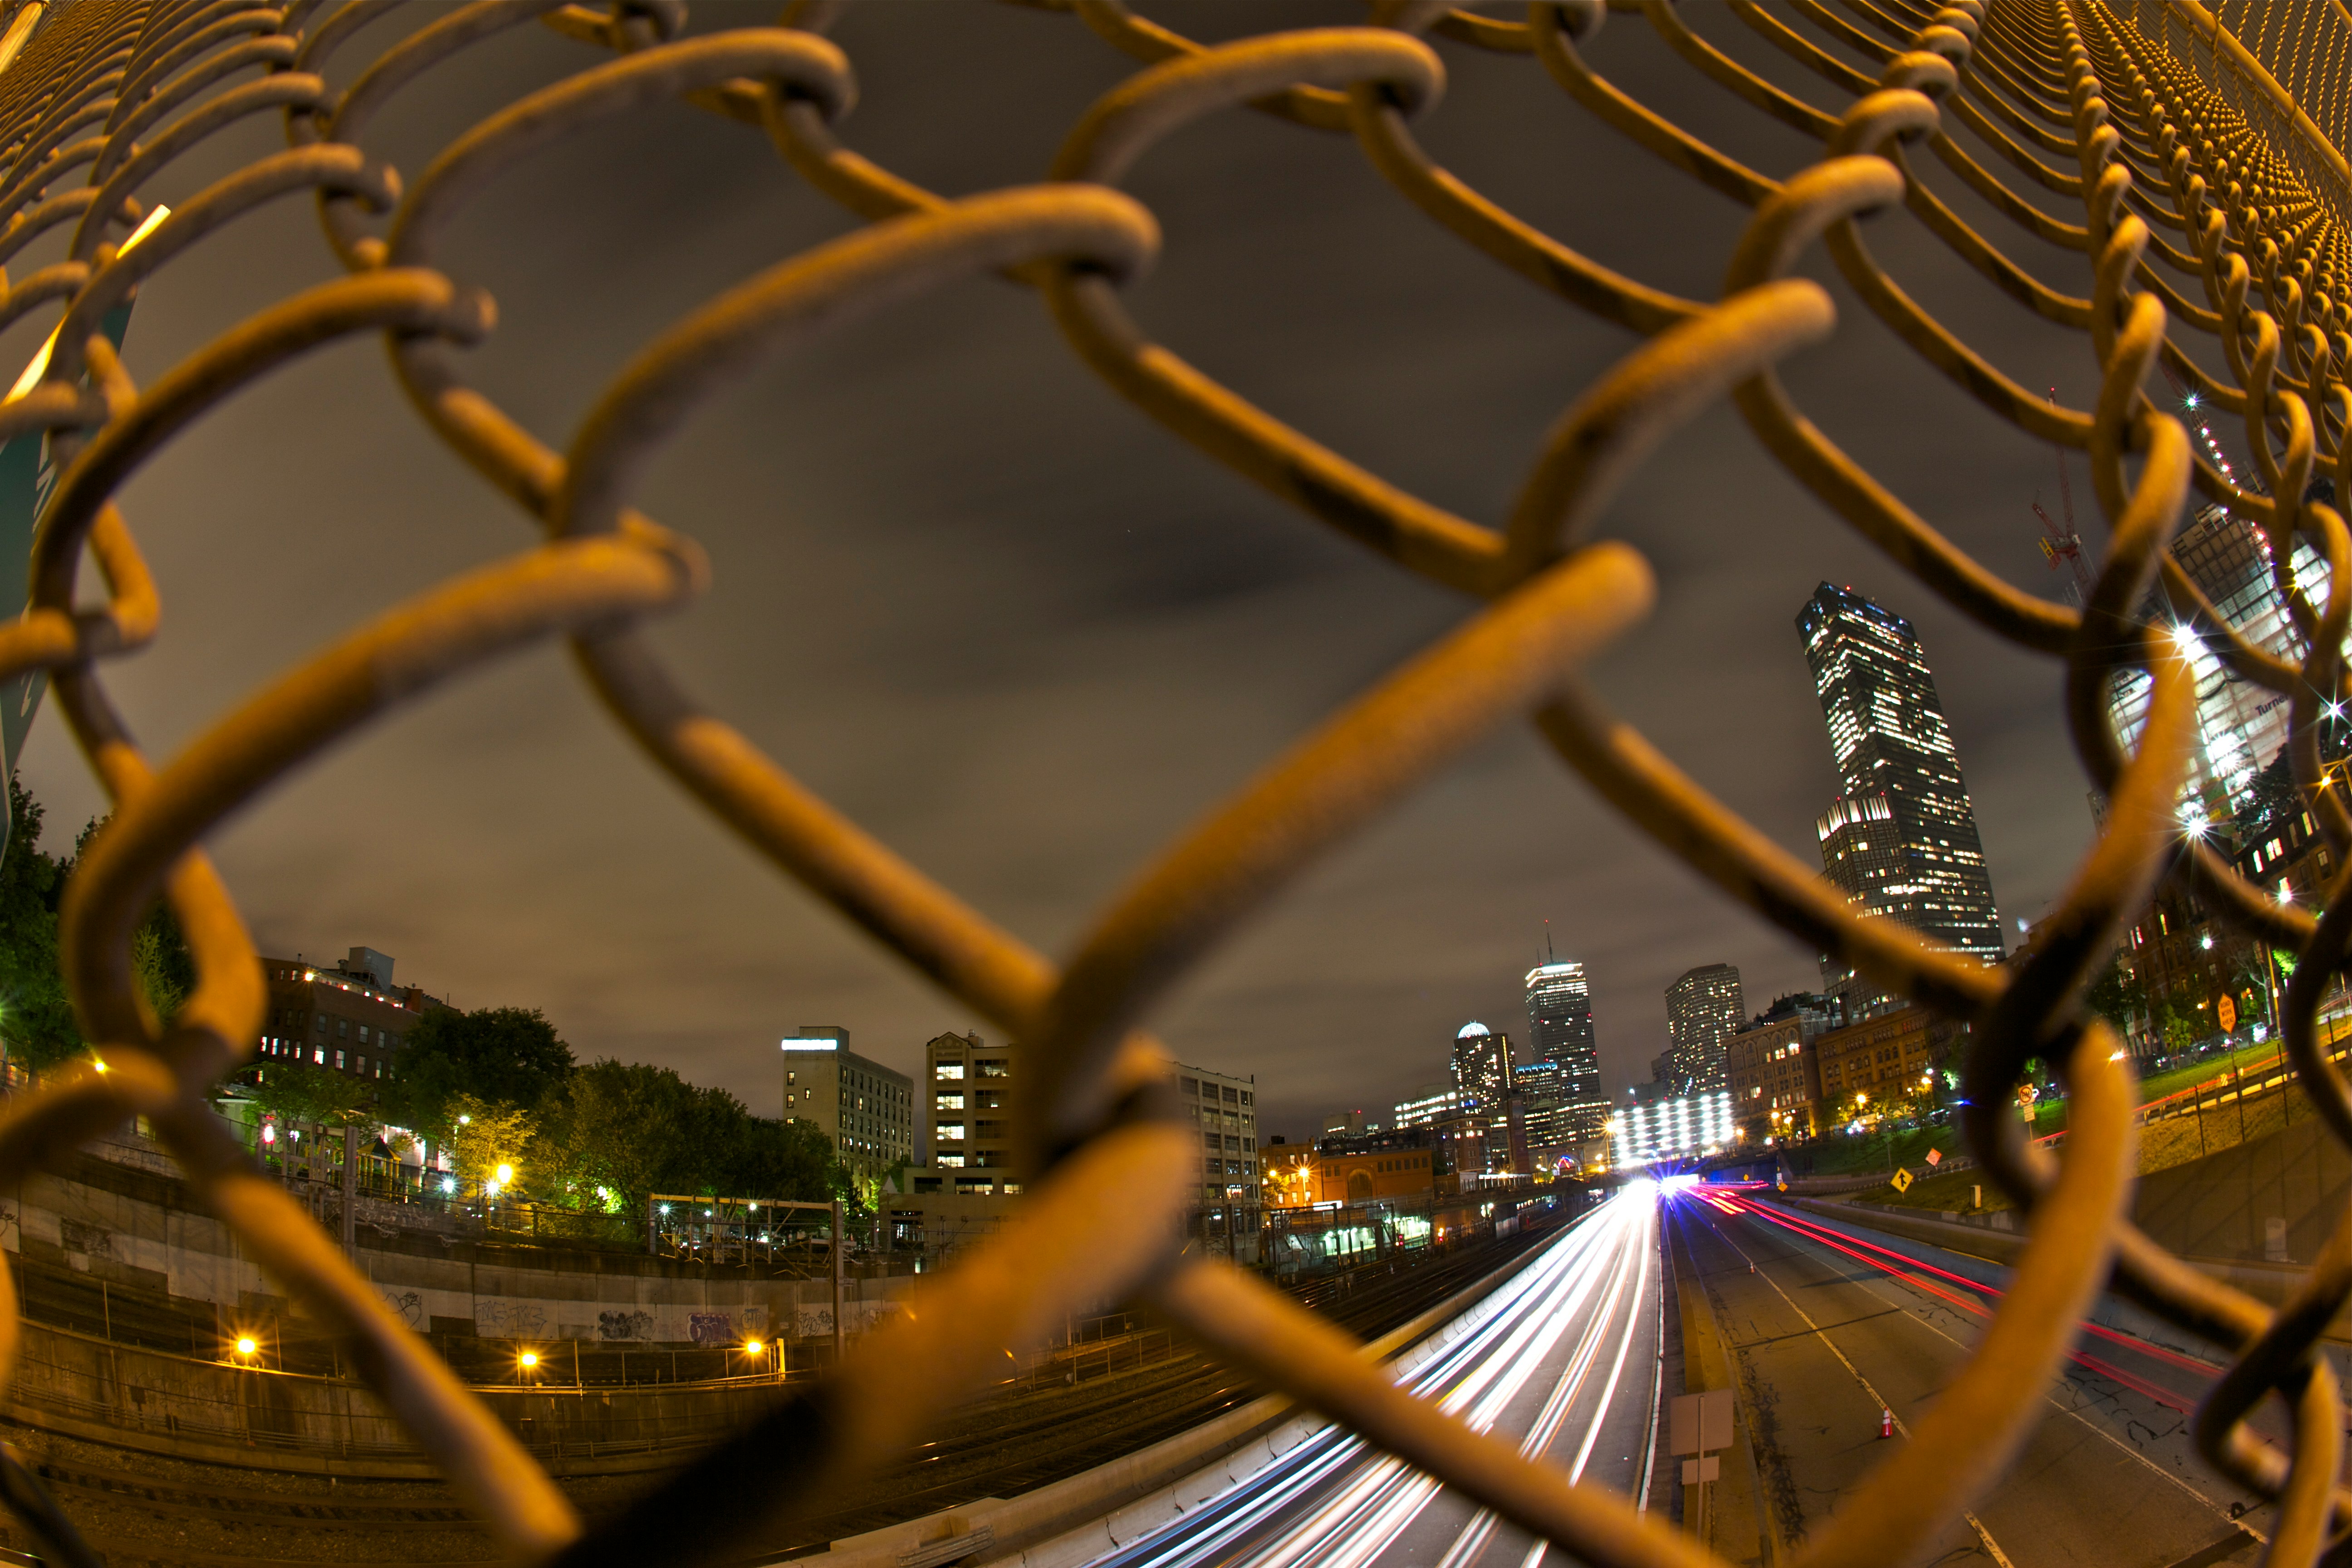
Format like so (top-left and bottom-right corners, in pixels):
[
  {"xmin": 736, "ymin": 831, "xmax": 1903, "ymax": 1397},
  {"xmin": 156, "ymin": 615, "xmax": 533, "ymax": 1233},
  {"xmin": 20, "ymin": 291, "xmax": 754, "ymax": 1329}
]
[
  {"xmin": 0, "ymin": 781, "xmax": 201, "ymax": 1076},
  {"xmin": 133, "ymin": 899, "xmax": 196, "ymax": 1028},
  {"xmin": 444, "ymin": 1093, "xmax": 535, "ymax": 1189},
  {"xmin": 380, "ymin": 1004, "xmax": 575, "ymax": 1137},
  {"xmin": 530, "ymin": 1059, "xmax": 833, "ymax": 1215},
  {"xmin": 2082, "ymin": 954, "xmax": 2145, "ymax": 1036},
  {"xmin": 0, "ymin": 776, "xmax": 79, "ymax": 1072},
  {"xmin": 244, "ymin": 1059, "xmax": 372, "ymax": 1126},
  {"xmin": 2237, "ymin": 726, "xmax": 2352, "ymax": 843}
]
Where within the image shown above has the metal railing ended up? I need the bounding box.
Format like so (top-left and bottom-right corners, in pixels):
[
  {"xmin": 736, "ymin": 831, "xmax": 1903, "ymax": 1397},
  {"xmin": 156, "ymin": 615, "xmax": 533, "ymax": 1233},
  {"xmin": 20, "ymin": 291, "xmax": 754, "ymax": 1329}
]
[{"xmin": 0, "ymin": 1, "xmax": 2340, "ymax": 1567}]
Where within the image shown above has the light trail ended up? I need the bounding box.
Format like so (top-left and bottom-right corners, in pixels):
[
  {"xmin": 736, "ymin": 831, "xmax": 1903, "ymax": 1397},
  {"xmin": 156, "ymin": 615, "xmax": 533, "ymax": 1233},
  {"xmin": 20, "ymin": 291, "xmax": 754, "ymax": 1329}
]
[
  {"xmin": 1088, "ymin": 1190, "xmax": 1660, "ymax": 1568},
  {"xmin": 1710, "ymin": 1192, "xmax": 2220, "ymax": 1412}
]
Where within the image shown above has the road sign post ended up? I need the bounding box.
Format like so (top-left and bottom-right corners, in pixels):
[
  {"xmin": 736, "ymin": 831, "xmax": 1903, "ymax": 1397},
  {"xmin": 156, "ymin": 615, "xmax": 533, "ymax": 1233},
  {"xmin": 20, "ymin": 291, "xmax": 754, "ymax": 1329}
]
[{"xmin": 1670, "ymin": 1389, "xmax": 1733, "ymax": 1540}]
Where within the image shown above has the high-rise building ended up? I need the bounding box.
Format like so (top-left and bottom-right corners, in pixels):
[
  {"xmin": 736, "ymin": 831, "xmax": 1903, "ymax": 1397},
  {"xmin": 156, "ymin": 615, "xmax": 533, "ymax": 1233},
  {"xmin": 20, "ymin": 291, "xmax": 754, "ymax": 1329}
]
[
  {"xmin": 2109, "ymin": 500, "xmax": 2331, "ymax": 824},
  {"xmin": 1799, "ymin": 583, "xmax": 2004, "ymax": 995},
  {"xmin": 1526, "ymin": 959, "xmax": 1608, "ymax": 1142},
  {"xmin": 1182, "ymin": 1062, "xmax": 1261, "ymax": 1264},
  {"xmin": 921, "ymin": 1030, "xmax": 1011, "ymax": 1185},
  {"xmin": 1392, "ymin": 1082, "xmax": 1459, "ymax": 1130},
  {"xmin": 1450, "ymin": 1022, "xmax": 1513, "ymax": 1112},
  {"xmin": 782, "ymin": 1026, "xmax": 915, "ymax": 1182},
  {"xmin": 1450, "ymin": 1023, "xmax": 1519, "ymax": 1177},
  {"xmin": 1511, "ymin": 1057, "xmax": 1568, "ymax": 1150},
  {"xmin": 1663, "ymin": 964, "xmax": 1744, "ymax": 1093}
]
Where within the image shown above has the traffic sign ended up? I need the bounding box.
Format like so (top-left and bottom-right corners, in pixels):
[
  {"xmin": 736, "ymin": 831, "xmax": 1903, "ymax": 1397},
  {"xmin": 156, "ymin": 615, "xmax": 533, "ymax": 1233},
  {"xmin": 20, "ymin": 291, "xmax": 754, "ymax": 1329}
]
[
  {"xmin": 1890, "ymin": 1167, "xmax": 1914, "ymax": 1193},
  {"xmin": 1925, "ymin": 1147, "xmax": 1942, "ymax": 1167},
  {"xmin": 1670, "ymin": 1389, "xmax": 1733, "ymax": 1455},
  {"xmin": 2218, "ymin": 994, "xmax": 2237, "ymax": 1033}
]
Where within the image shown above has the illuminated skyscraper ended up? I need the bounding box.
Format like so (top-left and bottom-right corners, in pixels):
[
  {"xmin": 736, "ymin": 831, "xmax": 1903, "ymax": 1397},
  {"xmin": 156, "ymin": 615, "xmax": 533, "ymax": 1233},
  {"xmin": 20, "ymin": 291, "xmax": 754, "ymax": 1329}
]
[
  {"xmin": 1525, "ymin": 959, "xmax": 1608, "ymax": 1142},
  {"xmin": 1450, "ymin": 1022, "xmax": 1511, "ymax": 1111},
  {"xmin": 2109, "ymin": 500, "xmax": 2328, "ymax": 824},
  {"xmin": 1799, "ymin": 584, "xmax": 2003, "ymax": 976},
  {"xmin": 1664, "ymin": 963, "xmax": 1744, "ymax": 1092}
]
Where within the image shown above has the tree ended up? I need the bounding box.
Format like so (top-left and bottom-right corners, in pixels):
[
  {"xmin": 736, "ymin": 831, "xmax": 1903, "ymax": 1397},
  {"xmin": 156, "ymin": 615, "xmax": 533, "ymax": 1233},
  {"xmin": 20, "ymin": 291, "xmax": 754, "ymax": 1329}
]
[
  {"xmin": 243, "ymin": 1059, "xmax": 372, "ymax": 1127},
  {"xmin": 380, "ymin": 1004, "xmax": 574, "ymax": 1137},
  {"xmin": 533, "ymin": 1059, "xmax": 838, "ymax": 1216},
  {"xmin": 2083, "ymin": 954, "xmax": 2148, "ymax": 1041},
  {"xmin": 715, "ymin": 1114, "xmax": 837, "ymax": 1204},
  {"xmin": 443, "ymin": 1094, "xmax": 536, "ymax": 1191},
  {"xmin": 0, "ymin": 776, "xmax": 78, "ymax": 1073}
]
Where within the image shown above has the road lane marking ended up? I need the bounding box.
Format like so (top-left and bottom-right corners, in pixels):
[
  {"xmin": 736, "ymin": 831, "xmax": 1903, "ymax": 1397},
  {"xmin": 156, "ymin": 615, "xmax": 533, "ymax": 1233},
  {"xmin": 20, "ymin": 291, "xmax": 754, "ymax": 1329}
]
[
  {"xmin": 1689, "ymin": 1210, "xmax": 2017, "ymax": 1568},
  {"xmin": 1710, "ymin": 1207, "xmax": 2269, "ymax": 1548}
]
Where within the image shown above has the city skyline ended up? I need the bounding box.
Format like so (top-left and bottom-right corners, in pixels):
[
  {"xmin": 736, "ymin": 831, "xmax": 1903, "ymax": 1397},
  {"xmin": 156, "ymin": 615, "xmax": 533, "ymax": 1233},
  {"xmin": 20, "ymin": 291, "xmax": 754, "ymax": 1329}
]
[{"xmin": 24, "ymin": 5, "xmax": 2096, "ymax": 1147}]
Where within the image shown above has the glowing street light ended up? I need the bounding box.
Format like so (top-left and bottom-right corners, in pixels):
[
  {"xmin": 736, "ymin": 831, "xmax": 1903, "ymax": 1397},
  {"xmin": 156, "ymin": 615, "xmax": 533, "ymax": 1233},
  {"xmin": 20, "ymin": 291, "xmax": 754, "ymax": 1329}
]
[
  {"xmin": 495, "ymin": 1163, "xmax": 514, "ymax": 1185},
  {"xmin": 234, "ymin": 1336, "xmax": 258, "ymax": 1358}
]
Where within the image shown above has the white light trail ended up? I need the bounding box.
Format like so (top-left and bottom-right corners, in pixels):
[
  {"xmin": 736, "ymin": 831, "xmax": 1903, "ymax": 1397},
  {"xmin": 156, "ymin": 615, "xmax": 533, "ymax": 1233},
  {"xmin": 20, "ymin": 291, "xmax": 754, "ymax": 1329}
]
[{"xmin": 1093, "ymin": 1188, "xmax": 1662, "ymax": 1568}]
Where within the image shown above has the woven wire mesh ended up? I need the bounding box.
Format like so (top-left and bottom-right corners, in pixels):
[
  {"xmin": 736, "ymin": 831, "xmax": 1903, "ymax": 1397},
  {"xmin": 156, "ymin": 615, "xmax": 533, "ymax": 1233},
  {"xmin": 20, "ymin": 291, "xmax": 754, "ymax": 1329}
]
[{"xmin": 0, "ymin": 0, "xmax": 2339, "ymax": 1564}]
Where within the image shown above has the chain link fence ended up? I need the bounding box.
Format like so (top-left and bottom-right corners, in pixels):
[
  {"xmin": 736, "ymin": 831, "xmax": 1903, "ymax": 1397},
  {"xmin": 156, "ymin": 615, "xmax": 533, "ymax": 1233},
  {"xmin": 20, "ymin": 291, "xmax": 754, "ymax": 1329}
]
[{"xmin": 0, "ymin": 0, "xmax": 2339, "ymax": 1565}]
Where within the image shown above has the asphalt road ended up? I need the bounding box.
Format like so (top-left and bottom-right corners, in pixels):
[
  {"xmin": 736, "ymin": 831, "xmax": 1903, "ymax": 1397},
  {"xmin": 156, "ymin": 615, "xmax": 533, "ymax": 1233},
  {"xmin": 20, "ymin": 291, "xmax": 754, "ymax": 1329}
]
[
  {"xmin": 1091, "ymin": 1189, "xmax": 1663, "ymax": 1568},
  {"xmin": 1671, "ymin": 1186, "xmax": 2278, "ymax": 1568}
]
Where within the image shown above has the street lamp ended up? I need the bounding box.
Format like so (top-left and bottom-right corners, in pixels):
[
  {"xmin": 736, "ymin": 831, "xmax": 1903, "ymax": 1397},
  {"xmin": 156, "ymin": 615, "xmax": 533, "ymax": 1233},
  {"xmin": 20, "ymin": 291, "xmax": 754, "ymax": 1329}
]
[
  {"xmin": 234, "ymin": 1335, "xmax": 258, "ymax": 1360},
  {"xmin": 518, "ymin": 1350, "xmax": 540, "ymax": 1383}
]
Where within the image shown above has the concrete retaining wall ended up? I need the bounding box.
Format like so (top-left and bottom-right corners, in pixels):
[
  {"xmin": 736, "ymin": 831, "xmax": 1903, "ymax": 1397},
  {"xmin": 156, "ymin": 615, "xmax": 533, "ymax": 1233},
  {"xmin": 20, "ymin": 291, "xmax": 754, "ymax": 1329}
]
[{"xmin": 11, "ymin": 1144, "xmax": 907, "ymax": 1346}]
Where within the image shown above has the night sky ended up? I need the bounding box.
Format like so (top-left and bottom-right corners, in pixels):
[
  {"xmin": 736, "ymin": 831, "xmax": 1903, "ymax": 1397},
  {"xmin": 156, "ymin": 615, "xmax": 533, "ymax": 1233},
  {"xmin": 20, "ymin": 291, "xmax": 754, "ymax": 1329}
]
[{"xmin": 7, "ymin": 2, "xmax": 2161, "ymax": 1140}]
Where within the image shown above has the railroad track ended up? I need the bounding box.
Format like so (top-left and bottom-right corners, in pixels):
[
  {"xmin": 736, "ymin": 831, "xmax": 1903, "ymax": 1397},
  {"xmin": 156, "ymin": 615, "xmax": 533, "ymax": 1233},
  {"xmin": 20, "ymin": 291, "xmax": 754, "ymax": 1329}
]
[{"xmin": 8, "ymin": 1213, "xmax": 1578, "ymax": 1566}]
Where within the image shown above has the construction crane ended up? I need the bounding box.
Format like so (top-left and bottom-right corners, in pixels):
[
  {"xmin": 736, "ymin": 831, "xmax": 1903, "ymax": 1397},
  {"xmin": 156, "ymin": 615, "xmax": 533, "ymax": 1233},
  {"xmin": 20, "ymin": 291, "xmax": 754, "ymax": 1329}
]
[{"xmin": 2034, "ymin": 387, "xmax": 2096, "ymax": 605}]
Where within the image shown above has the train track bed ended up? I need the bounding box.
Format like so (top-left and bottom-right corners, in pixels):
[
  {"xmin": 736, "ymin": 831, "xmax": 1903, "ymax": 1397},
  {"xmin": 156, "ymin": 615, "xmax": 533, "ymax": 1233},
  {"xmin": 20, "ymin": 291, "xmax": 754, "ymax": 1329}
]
[{"xmin": 7, "ymin": 1213, "xmax": 1576, "ymax": 1566}]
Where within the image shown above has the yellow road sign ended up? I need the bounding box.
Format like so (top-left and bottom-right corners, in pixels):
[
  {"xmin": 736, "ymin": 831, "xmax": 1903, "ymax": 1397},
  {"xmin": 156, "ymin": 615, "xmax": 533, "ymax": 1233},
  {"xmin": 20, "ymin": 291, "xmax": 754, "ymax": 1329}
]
[{"xmin": 1890, "ymin": 1167, "xmax": 1914, "ymax": 1193}]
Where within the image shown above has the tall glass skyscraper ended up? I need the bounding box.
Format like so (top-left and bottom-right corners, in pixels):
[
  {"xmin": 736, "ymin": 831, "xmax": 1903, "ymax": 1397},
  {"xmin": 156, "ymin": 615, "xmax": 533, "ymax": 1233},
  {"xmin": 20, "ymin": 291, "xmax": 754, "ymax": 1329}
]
[
  {"xmin": 1799, "ymin": 583, "xmax": 2003, "ymax": 971},
  {"xmin": 1664, "ymin": 963, "xmax": 1744, "ymax": 1092},
  {"xmin": 2108, "ymin": 500, "xmax": 2323, "ymax": 823},
  {"xmin": 1525, "ymin": 960, "xmax": 1608, "ymax": 1142}
]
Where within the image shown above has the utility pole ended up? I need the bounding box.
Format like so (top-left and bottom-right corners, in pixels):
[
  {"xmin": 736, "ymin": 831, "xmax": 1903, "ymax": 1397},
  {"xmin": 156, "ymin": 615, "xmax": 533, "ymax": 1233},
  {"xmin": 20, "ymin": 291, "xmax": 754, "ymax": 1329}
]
[
  {"xmin": 830, "ymin": 1198, "xmax": 846, "ymax": 1369},
  {"xmin": 341, "ymin": 1122, "xmax": 358, "ymax": 1258}
]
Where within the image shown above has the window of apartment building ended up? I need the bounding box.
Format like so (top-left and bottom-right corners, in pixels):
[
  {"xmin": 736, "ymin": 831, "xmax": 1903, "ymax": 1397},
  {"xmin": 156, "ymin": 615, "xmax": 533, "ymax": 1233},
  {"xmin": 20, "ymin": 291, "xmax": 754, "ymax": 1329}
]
[
  {"xmin": 1241, "ymin": 1091, "xmax": 1253, "ymax": 1105},
  {"xmin": 1221, "ymin": 1086, "xmax": 1239, "ymax": 1103},
  {"xmin": 937, "ymin": 1122, "xmax": 966, "ymax": 1140},
  {"xmin": 1181, "ymin": 1078, "xmax": 1199, "ymax": 1094},
  {"xmin": 334, "ymin": 1051, "xmax": 345, "ymax": 1069},
  {"xmin": 936, "ymin": 1092, "xmax": 963, "ymax": 1110},
  {"xmin": 936, "ymin": 1063, "xmax": 965, "ymax": 1080},
  {"xmin": 977, "ymin": 1059, "xmax": 1009, "ymax": 1077}
]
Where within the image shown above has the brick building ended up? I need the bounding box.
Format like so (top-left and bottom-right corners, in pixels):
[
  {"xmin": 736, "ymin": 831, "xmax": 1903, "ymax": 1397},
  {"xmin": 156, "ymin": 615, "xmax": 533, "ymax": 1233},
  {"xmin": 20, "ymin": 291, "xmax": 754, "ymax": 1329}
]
[
  {"xmin": 1814, "ymin": 1005, "xmax": 1965, "ymax": 1120},
  {"xmin": 1726, "ymin": 992, "xmax": 1841, "ymax": 1143},
  {"xmin": 1259, "ymin": 1128, "xmax": 1438, "ymax": 1208},
  {"xmin": 253, "ymin": 947, "xmax": 436, "ymax": 1083}
]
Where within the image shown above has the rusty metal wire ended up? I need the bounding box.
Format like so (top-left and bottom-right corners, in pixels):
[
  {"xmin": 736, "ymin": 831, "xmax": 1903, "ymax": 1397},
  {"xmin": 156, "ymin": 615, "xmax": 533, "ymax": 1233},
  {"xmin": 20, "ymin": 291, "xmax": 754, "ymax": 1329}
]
[{"xmin": 0, "ymin": 0, "xmax": 2337, "ymax": 1564}]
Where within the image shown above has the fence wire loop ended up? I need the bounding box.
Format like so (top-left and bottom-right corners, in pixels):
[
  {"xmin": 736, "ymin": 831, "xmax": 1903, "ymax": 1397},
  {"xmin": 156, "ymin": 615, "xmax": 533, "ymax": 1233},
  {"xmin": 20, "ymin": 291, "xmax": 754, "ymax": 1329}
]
[{"xmin": 0, "ymin": 0, "xmax": 2339, "ymax": 1564}]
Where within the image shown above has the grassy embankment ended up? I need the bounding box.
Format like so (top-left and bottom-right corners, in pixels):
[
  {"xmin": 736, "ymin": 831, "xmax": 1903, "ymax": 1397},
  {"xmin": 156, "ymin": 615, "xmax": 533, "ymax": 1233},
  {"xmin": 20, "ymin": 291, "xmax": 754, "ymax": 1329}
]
[{"xmin": 1821, "ymin": 1037, "xmax": 2327, "ymax": 1216}]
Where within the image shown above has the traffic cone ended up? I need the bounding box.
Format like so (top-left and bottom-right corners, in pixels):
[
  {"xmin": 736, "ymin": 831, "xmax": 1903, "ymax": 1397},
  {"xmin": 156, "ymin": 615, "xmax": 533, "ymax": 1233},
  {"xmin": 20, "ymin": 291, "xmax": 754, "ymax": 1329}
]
[{"xmin": 1880, "ymin": 1408, "xmax": 1894, "ymax": 1439}]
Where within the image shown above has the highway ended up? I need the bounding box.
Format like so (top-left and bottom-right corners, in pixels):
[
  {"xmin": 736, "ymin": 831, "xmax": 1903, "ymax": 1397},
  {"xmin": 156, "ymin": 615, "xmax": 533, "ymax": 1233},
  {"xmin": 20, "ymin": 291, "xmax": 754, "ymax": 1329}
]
[
  {"xmin": 1093, "ymin": 1187, "xmax": 1663, "ymax": 1568},
  {"xmin": 1677, "ymin": 1186, "xmax": 2281, "ymax": 1568}
]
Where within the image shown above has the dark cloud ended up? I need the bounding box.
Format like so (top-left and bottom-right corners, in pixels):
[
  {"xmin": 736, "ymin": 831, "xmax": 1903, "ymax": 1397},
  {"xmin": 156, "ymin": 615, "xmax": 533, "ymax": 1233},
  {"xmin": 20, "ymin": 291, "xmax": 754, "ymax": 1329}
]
[{"xmin": 10, "ymin": 2, "xmax": 2112, "ymax": 1139}]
